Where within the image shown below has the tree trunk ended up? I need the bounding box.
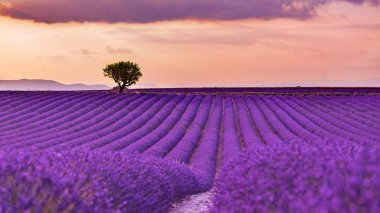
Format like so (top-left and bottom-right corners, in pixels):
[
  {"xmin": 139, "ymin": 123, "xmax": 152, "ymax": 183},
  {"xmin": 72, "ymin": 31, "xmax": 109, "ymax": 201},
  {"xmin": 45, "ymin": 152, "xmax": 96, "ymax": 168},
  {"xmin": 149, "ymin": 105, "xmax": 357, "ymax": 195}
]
[{"xmin": 119, "ymin": 85, "xmax": 126, "ymax": 93}]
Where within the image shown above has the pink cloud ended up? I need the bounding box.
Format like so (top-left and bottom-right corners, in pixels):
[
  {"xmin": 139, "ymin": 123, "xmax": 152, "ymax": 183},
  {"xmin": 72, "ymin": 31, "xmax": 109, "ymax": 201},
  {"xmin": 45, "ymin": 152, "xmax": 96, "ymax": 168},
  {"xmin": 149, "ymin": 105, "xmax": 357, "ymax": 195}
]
[
  {"xmin": 106, "ymin": 47, "xmax": 133, "ymax": 54},
  {"xmin": 0, "ymin": 0, "xmax": 378, "ymax": 23}
]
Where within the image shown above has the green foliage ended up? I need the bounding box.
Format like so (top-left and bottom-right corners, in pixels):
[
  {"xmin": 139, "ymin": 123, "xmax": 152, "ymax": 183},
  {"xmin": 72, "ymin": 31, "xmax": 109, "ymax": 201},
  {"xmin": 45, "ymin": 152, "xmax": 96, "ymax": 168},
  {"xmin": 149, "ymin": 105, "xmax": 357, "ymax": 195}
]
[{"xmin": 103, "ymin": 61, "xmax": 142, "ymax": 93}]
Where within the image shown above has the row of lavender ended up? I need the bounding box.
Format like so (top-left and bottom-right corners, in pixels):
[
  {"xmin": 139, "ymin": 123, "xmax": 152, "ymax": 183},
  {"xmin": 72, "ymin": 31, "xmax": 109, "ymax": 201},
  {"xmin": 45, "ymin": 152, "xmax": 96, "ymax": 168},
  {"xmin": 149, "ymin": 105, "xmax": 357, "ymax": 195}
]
[
  {"xmin": 0, "ymin": 91, "xmax": 379, "ymax": 211},
  {"xmin": 212, "ymin": 140, "xmax": 380, "ymax": 212},
  {"xmin": 127, "ymin": 87, "xmax": 380, "ymax": 94},
  {"xmin": 2, "ymin": 142, "xmax": 379, "ymax": 212},
  {"xmin": 1, "ymin": 92, "xmax": 378, "ymax": 149},
  {"xmin": 0, "ymin": 150, "xmax": 201, "ymax": 212},
  {"xmin": 1, "ymin": 92, "xmax": 379, "ymax": 176}
]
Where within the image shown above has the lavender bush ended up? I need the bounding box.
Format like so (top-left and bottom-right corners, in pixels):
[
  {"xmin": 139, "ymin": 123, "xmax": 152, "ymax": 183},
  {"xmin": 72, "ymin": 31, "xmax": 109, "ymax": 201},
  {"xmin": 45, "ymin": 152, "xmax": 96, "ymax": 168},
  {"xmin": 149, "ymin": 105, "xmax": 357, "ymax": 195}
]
[
  {"xmin": 0, "ymin": 149, "xmax": 200, "ymax": 212},
  {"xmin": 212, "ymin": 141, "xmax": 380, "ymax": 212}
]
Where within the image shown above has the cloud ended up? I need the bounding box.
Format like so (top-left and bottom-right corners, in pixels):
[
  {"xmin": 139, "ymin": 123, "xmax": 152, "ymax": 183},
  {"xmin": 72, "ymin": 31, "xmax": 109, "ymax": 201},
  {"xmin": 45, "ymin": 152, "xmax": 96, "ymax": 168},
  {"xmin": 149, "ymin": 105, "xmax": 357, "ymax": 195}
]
[
  {"xmin": 41, "ymin": 54, "xmax": 68, "ymax": 62},
  {"xmin": 0, "ymin": 0, "xmax": 378, "ymax": 23},
  {"xmin": 106, "ymin": 47, "xmax": 132, "ymax": 54},
  {"xmin": 80, "ymin": 49, "xmax": 90, "ymax": 55}
]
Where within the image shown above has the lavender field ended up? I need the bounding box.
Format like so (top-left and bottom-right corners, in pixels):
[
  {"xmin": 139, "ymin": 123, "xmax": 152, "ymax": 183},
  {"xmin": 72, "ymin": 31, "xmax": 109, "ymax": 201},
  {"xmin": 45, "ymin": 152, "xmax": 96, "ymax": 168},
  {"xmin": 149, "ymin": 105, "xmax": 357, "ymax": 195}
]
[{"xmin": 1, "ymin": 89, "xmax": 380, "ymax": 212}]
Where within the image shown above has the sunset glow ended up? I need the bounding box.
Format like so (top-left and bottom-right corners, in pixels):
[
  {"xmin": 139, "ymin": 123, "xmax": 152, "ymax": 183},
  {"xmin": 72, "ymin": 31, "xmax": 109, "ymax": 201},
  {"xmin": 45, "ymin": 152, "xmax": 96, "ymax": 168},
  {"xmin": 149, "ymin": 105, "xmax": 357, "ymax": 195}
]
[{"xmin": 0, "ymin": 0, "xmax": 379, "ymax": 87}]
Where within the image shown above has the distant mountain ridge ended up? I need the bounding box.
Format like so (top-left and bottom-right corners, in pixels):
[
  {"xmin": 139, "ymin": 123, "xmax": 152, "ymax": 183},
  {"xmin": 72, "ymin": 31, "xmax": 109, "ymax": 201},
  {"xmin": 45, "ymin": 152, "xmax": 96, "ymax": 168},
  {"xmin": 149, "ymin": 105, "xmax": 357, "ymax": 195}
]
[{"xmin": 0, "ymin": 79, "xmax": 111, "ymax": 91}]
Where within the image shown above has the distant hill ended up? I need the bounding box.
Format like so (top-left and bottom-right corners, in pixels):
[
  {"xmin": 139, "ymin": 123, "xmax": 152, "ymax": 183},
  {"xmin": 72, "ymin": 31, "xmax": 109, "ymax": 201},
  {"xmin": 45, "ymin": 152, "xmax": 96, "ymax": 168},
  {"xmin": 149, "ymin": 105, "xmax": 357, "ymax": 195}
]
[{"xmin": 0, "ymin": 79, "xmax": 111, "ymax": 91}]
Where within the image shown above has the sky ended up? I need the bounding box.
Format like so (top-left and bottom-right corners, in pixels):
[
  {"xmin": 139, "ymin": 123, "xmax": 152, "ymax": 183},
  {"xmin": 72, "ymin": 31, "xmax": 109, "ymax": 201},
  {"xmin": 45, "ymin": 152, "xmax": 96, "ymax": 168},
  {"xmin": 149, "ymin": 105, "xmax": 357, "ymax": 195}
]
[{"xmin": 0, "ymin": 0, "xmax": 379, "ymax": 87}]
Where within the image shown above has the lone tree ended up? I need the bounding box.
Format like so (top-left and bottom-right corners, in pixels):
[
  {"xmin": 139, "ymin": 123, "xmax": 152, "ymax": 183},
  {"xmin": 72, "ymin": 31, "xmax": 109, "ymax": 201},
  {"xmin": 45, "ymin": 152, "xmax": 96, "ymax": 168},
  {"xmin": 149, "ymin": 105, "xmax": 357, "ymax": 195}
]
[{"xmin": 103, "ymin": 61, "xmax": 142, "ymax": 93}]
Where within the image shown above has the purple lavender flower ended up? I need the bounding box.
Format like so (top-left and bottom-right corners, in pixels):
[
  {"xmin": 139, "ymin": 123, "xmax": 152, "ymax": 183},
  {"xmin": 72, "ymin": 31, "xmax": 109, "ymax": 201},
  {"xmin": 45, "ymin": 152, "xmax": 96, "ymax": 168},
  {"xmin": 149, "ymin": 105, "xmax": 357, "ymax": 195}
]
[{"xmin": 212, "ymin": 141, "xmax": 380, "ymax": 213}]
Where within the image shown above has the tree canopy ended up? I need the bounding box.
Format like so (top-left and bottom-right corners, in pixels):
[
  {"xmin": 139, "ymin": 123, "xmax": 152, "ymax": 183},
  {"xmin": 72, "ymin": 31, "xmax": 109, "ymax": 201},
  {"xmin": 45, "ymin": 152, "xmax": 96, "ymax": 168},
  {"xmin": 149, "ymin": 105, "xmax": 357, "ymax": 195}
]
[{"xmin": 103, "ymin": 61, "xmax": 142, "ymax": 93}]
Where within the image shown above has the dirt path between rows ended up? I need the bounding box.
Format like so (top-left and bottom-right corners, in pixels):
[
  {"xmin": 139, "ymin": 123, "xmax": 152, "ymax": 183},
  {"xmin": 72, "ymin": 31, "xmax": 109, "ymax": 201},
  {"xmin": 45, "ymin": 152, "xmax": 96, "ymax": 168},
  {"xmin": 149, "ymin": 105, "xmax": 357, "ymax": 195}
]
[{"xmin": 170, "ymin": 189, "xmax": 214, "ymax": 213}]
